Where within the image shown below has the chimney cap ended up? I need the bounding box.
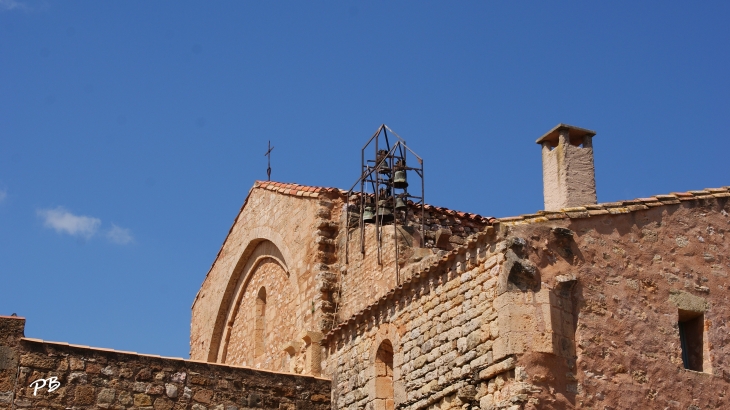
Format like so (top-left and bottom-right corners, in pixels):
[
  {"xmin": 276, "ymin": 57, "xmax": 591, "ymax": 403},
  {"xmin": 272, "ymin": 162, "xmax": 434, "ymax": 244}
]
[{"xmin": 536, "ymin": 123, "xmax": 596, "ymax": 145}]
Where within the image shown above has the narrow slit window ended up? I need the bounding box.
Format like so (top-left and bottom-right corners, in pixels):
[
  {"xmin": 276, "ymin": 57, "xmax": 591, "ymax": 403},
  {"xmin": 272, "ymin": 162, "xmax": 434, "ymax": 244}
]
[
  {"xmin": 678, "ymin": 310, "xmax": 704, "ymax": 372},
  {"xmin": 255, "ymin": 287, "xmax": 266, "ymax": 358},
  {"xmin": 374, "ymin": 340, "xmax": 394, "ymax": 410}
]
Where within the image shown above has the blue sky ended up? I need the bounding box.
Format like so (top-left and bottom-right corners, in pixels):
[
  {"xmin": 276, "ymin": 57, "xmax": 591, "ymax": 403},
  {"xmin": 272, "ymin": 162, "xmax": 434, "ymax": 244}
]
[{"xmin": 1, "ymin": 1, "xmax": 728, "ymax": 358}]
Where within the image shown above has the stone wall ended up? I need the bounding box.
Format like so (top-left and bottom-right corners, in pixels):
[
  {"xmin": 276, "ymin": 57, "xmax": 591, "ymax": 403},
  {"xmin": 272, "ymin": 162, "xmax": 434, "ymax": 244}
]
[
  {"xmin": 344, "ymin": 195, "xmax": 491, "ymax": 249},
  {"xmin": 499, "ymin": 190, "xmax": 730, "ymax": 408},
  {"xmin": 323, "ymin": 188, "xmax": 730, "ymax": 409},
  {"xmin": 192, "ymin": 181, "xmax": 492, "ymax": 377},
  {"xmin": 191, "ymin": 182, "xmax": 344, "ymax": 373},
  {"xmin": 324, "ymin": 231, "xmax": 540, "ymax": 410},
  {"xmin": 336, "ymin": 197, "xmax": 492, "ymax": 325},
  {"xmin": 223, "ymin": 257, "xmax": 297, "ymax": 370},
  {"xmin": 0, "ymin": 316, "xmax": 331, "ymax": 410}
]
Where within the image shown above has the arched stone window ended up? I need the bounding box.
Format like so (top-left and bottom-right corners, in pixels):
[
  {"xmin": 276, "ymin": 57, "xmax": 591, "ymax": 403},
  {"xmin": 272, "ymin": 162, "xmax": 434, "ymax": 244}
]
[
  {"xmin": 255, "ymin": 287, "xmax": 266, "ymax": 357},
  {"xmin": 374, "ymin": 340, "xmax": 394, "ymax": 410}
]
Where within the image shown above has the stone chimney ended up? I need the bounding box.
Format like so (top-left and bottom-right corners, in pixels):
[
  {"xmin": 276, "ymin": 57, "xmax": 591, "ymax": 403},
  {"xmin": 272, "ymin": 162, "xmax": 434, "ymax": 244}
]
[{"xmin": 536, "ymin": 124, "xmax": 597, "ymax": 211}]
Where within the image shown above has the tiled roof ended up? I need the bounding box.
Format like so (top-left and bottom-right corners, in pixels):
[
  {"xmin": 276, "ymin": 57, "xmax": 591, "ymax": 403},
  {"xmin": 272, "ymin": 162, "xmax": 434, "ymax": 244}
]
[
  {"xmin": 497, "ymin": 186, "xmax": 730, "ymax": 224},
  {"xmin": 20, "ymin": 337, "xmax": 181, "ymax": 359},
  {"xmin": 254, "ymin": 180, "xmax": 495, "ymax": 223},
  {"xmin": 254, "ymin": 180, "xmax": 346, "ymax": 198}
]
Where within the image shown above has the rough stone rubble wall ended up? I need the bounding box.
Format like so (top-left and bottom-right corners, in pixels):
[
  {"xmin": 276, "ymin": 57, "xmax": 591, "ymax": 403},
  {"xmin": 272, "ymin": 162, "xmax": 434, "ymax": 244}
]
[{"xmin": 0, "ymin": 317, "xmax": 331, "ymax": 410}]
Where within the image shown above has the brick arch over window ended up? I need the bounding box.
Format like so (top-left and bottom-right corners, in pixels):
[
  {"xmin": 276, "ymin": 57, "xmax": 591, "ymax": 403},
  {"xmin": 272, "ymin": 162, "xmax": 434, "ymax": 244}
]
[{"xmin": 208, "ymin": 239, "xmax": 301, "ymax": 366}]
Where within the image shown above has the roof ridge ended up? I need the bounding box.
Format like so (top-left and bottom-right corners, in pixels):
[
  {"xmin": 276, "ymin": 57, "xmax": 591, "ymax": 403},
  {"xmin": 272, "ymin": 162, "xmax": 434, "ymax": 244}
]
[
  {"xmin": 254, "ymin": 180, "xmax": 346, "ymax": 198},
  {"xmin": 497, "ymin": 185, "xmax": 730, "ymax": 224},
  {"xmin": 254, "ymin": 180, "xmax": 495, "ymax": 222}
]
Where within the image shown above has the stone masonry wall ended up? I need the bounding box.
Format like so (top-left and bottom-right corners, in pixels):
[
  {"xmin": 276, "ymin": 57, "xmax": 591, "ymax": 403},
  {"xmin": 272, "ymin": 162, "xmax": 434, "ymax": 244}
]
[
  {"xmin": 498, "ymin": 189, "xmax": 730, "ymax": 408},
  {"xmin": 191, "ymin": 183, "xmax": 344, "ymax": 371},
  {"xmin": 324, "ymin": 231, "xmax": 542, "ymax": 410},
  {"xmin": 193, "ymin": 181, "xmax": 491, "ymax": 372},
  {"xmin": 336, "ymin": 197, "xmax": 492, "ymax": 326},
  {"xmin": 0, "ymin": 316, "xmax": 331, "ymax": 410},
  {"xmin": 223, "ymin": 258, "xmax": 296, "ymax": 371},
  {"xmin": 324, "ymin": 187, "xmax": 730, "ymax": 409}
]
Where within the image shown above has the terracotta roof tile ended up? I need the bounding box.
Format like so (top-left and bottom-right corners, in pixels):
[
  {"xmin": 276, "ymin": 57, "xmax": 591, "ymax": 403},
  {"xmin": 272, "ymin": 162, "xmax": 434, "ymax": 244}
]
[
  {"xmin": 498, "ymin": 185, "xmax": 729, "ymax": 226},
  {"xmin": 252, "ymin": 180, "xmax": 495, "ymax": 224}
]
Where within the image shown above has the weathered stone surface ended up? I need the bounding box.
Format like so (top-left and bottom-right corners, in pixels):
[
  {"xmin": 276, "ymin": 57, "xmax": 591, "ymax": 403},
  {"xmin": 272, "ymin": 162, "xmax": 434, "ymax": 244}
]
[
  {"xmin": 669, "ymin": 290, "xmax": 709, "ymax": 313},
  {"xmin": 165, "ymin": 383, "xmax": 178, "ymax": 398},
  {"xmin": 19, "ymin": 354, "xmax": 55, "ymax": 369},
  {"xmin": 193, "ymin": 389, "xmax": 214, "ymax": 404},
  {"xmin": 74, "ymin": 385, "xmax": 95, "ymax": 405},
  {"xmin": 97, "ymin": 387, "xmax": 115, "ymax": 404},
  {"xmin": 0, "ymin": 321, "xmax": 331, "ymax": 410}
]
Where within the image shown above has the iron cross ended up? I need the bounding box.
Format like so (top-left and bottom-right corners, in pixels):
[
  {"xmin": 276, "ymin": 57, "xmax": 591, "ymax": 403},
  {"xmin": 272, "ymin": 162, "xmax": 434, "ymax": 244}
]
[{"xmin": 264, "ymin": 140, "xmax": 274, "ymax": 181}]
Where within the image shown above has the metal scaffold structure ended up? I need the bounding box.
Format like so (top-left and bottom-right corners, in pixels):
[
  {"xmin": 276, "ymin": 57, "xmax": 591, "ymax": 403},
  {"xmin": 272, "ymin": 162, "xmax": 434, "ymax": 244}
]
[{"xmin": 345, "ymin": 124, "xmax": 425, "ymax": 284}]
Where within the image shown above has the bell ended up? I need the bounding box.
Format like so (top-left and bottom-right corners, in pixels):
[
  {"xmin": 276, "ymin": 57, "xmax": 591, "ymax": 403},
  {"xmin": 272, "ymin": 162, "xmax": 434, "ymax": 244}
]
[
  {"xmin": 393, "ymin": 170, "xmax": 408, "ymax": 188},
  {"xmin": 363, "ymin": 206, "xmax": 375, "ymax": 223},
  {"xmin": 376, "ymin": 200, "xmax": 394, "ymax": 223},
  {"xmin": 376, "ymin": 150, "xmax": 391, "ymax": 174},
  {"xmin": 395, "ymin": 196, "xmax": 407, "ymax": 210}
]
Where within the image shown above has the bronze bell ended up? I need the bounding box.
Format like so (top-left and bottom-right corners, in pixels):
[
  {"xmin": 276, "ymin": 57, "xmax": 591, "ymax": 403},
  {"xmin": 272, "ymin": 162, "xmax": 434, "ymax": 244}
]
[
  {"xmin": 395, "ymin": 196, "xmax": 407, "ymax": 210},
  {"xmin": 378, "ymin": 162, "xmax": 391, "ymax": 175},
  {"xmin": 363, "ymin": 206, "xmax": 375, "ymax": 223},
  {"xmin": 393, "ymin": 170, "xmax": 408, "ymax": 188},
  {"xmin": 376, "ymin": 150, "xmax": 391, "ymax": 174},
  {"xmin": 376, "ymin": 199, "xmax": 394, "ymax": 222}
]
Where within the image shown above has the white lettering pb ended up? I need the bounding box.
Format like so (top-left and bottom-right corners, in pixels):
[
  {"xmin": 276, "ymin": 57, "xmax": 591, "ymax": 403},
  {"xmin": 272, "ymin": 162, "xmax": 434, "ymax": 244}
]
[
  {"xmin": 29, "ymin": 379, "xmax": 47, "ymax": 396},
  {"xmin": 29, "ymin": 377, "xmax": 61, "ymax": 396},
  {"xmin": 47, "ymin": 376, "xmax": 60, "ymax": 392}
]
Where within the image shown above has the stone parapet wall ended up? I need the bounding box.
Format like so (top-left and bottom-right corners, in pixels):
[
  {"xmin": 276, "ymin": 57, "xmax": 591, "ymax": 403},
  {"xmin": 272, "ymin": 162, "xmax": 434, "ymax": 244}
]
[{"xmin": 0, "ymin": 316, "xmax": 331, "ymax": 410}]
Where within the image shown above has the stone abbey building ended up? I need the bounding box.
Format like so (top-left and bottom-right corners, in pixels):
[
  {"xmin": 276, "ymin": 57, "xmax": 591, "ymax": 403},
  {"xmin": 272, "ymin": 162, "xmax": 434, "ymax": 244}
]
[{"xmin": 2, "ymin": 124, "xmax": 729, "ymax": 409}]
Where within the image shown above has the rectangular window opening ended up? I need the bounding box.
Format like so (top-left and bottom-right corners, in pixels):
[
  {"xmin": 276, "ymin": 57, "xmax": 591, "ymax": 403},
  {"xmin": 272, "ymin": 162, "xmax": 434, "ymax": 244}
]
[{"xmin": 678, "ymin": 310, "xmax": 704, "ymax": 372}]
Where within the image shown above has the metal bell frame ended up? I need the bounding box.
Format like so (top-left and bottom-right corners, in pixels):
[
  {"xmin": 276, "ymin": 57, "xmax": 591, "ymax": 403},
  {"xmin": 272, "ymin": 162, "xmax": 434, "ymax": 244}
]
[{"xmin": 345, "ymin": 124, "xmax": 425, "ymax": 285}]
